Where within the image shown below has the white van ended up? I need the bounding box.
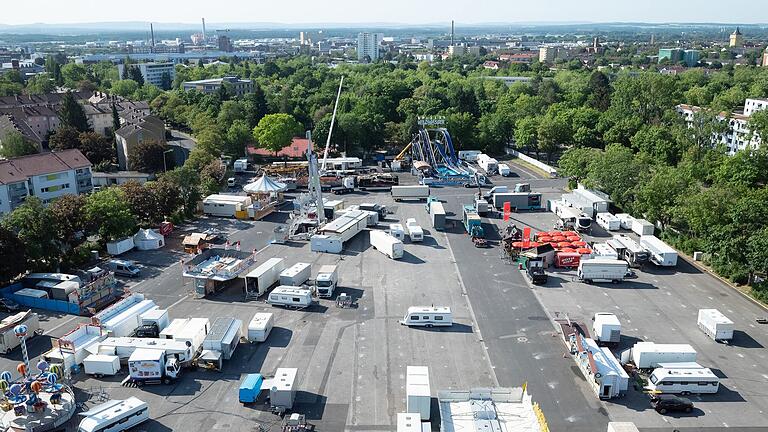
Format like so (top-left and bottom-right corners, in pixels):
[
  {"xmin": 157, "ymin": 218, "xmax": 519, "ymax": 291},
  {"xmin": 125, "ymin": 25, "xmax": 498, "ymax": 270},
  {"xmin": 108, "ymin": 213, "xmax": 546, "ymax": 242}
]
[
  {"xmin": 227, "ymin": 177, "xmax": 237, "ymax": 188},
  {"xmin": 646, "ymin": 367, "xmax": 720, "ymax": 395},
  {"xmin": 401, "ymin": 307, "xmax": 453, "ymax": 327},
  {"xmin": 267, "ymin": 287, "xmax": 313, "ymax": 309},
  {"xmin": 106, "ymin": 259, "xmax": 140, "ymax": 278},
  {"xmin": 498, "ymin": 163, "xmax": 511, "ymax": 177},
  {"xmin": 77, "ymin": 397, "xmax": 149, "ymax": 432}
]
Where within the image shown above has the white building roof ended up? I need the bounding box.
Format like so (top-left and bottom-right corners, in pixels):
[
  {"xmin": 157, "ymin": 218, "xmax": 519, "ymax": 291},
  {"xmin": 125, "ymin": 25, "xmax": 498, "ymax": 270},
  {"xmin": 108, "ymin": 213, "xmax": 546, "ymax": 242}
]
[
  {"xmin": 321, "ymin": 210, "xmax": 368, "ymax": 233},
  {"xmin": 439, "ymin": 388, "xmax": 543, "ymax": 432}
]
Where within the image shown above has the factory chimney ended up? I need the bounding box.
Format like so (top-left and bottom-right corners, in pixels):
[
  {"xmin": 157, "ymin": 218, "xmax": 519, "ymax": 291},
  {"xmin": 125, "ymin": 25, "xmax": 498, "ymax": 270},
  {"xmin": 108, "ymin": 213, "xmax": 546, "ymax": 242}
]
[
  {"xmin": 150, "ymin": 23, "xmax": 155, "ymax": 49},
  {"xmin": 202, "ymin": 18, "xmax": 207, "ymax": 40},
  {"xmin": 451, "ymin": 20, "xmax": 454, "ymax": 46}
]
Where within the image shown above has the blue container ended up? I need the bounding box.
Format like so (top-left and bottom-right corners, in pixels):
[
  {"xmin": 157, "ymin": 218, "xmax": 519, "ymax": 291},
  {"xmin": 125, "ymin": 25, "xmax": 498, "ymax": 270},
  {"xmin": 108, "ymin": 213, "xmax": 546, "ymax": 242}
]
[{"xmin": 239, "ymin": 373, "xmax": 263, "ymax": 403}]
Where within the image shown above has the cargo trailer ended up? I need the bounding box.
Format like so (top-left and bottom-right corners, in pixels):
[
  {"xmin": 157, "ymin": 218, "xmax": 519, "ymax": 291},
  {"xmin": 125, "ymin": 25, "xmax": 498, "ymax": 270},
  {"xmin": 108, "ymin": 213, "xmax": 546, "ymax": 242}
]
[
  {"xmin": 310, "ymin": 234, "xmax": 343, "ymax": 253},
  {"xmin": 406, "ymin": 366, "xmax": 431, "ymax": 420},
  {"xmin": 629, "ymin": 342, "xmax": 697, "ymax": 369},
  {"xmin": 391, "ymin": 185, "xmax": 430, "ymax": 202},
  {"xmin": 0, "ymin": 310, "xmax": 41, "ymax": 354},
  {"xmin": 97, "ymin": 299, "xmax": 157, "ymax": 338},
  {"xmin": 370, "ymin": 229, "xmax": 404, "ymax": 259},
  {"xmin": 239, "ymin": 373, "xmax": 264, "ymax": 403},
  {"xmin": 202, "ymin": 317, "xmax": 242, "ymax": 360},
  {"xmin": 555, "ymin": 252, "xmax": 582, "ymax": 268},
  {"xmin": 279, "ymin": 262, "xmax": 311, "ymax": 286},
  {"xmin": 247, "ymin": 313, "xmax": 274, "ymax": 342},
  {"xmin": 244, "ymin": 258, "xmax": 286, "ymax": 297},
  {"xmin": 270, "ymin": 367, "xmax": 298, "ymax": 411},
  {"xmin": 83, "ymin": 354, "xmax": 121, "ymax": 377},
  {"xmin": 697, "ymin": 309, "xmax": 734, "ymax": 341},
  {"xmin": 429, "ymin": 201, "xmax": 446, "ymax": 230},
  {"xmin": 592, "ymin": 313, "xmax": 621, "ymax": 345},
  {"xmin": 640, "ymin": 235, "xmax": 678, "ymax": 267},
  {"xmin": 578, "ymin": 259, "xmax": 628, "ymax": 284},
  {"xmin": 632, "ymin": 218, "xmax": 655, "ymax": 236}
]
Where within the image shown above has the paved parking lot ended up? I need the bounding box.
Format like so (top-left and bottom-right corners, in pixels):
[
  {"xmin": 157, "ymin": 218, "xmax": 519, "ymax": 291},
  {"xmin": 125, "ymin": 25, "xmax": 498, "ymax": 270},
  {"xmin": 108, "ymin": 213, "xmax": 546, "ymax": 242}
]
[{"xmin": 2, "ymin": 161, "xmax": 767, "ymax": 432}]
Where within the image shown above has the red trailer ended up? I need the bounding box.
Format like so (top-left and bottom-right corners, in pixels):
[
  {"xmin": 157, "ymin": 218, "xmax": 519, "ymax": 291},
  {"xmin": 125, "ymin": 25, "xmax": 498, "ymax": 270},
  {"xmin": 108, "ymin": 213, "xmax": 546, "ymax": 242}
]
[{"xmin": 556, "ymin": 252, "xmax": 582, "ymax": 268}]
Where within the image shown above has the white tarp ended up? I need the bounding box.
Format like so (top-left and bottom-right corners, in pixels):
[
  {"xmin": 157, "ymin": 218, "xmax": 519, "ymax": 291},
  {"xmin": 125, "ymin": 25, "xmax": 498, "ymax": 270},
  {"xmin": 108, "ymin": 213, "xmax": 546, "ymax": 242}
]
[
  {"xmin": 133, "ymin": 228, "xmax": 164, "ymax": 250},
  {"xmin": 243, "ymin": 174, "xmax": 287, "ymax": 193}
]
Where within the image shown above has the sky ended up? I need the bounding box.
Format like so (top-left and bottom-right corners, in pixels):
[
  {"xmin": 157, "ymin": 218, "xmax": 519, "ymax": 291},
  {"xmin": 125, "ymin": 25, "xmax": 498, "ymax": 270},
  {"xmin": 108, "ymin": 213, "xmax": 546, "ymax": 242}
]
[{"xmin": 1, "ymin": 0, "xmax": 766, "ymax": 25}]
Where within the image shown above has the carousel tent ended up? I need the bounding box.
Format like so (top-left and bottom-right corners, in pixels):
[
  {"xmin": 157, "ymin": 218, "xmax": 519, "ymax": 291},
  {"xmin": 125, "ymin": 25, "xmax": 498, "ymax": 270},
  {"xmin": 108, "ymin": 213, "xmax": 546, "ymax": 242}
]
[
  {"xmin": 133, "ymin": 229, "xmax": 165, "ymax": 250},
  {"xmin": 243, "ymin": 174, "xmax": 287, "ymax": 194}
]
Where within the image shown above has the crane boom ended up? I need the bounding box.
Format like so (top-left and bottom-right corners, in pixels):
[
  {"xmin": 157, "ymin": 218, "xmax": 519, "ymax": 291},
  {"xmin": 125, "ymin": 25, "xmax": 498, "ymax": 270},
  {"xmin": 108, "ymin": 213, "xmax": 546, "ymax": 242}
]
[{"xmin": 321, "ymin": 75, "xmax": 344, "ymax": 172}]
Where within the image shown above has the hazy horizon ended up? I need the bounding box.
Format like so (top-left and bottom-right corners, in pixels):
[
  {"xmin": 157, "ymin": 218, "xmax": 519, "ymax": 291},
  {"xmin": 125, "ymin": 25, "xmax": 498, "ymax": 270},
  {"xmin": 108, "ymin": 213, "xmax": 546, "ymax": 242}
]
[{"xmin": 2, "ymin": 0, "xmax": 767, "ymax": 27}]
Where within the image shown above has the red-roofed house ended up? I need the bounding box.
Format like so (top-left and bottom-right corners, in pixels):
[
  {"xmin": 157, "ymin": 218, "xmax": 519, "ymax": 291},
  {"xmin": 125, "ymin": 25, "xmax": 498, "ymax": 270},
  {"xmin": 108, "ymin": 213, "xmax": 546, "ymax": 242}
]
[{"xmin": 247, "ymin": 137, "xmax": 310, "ymax": 159}]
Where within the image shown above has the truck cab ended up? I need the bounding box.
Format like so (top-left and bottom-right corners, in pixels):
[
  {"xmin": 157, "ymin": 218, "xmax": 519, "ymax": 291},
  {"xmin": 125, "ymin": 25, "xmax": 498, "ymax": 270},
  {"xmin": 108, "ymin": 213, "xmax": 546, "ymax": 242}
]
[
  {"xmin": 315, "ymin": 265, "xmax": 339, "ymax": 298},
  {"xmin": 165, "ymin": 357, "xmax": 181, "ymax": 379}
]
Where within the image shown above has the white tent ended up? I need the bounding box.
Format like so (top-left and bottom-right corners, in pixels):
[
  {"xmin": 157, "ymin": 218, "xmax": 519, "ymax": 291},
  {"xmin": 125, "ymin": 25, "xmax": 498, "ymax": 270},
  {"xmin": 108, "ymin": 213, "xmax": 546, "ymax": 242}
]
[
  {"xmin": 243, "ymin": 174, "xmax": 287, "ymax": 194},
  {"xmin": 133, "ymin": 228, "xmax": 165, "ymax": 250}
]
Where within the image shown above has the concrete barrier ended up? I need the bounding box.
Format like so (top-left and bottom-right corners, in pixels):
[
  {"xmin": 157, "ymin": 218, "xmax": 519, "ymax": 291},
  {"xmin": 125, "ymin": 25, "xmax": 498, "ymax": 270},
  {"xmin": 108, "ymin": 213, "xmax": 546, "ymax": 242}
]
[{"xmin": 507, "ymin": 149, "xmax": 559, "ymax": 178}]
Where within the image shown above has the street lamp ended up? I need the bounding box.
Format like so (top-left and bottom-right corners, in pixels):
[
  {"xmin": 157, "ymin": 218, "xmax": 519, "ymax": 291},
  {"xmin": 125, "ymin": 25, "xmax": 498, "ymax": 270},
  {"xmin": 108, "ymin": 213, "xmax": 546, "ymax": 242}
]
[{"xmin": 163, "ymin": 148, "xmax": 174, "ymax": 172}]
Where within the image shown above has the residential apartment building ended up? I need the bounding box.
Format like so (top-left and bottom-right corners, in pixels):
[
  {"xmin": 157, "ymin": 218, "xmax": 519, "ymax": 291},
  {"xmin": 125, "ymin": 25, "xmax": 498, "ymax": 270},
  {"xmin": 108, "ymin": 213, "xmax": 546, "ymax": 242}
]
[
  {"xmin": 448, "ymin": 45, "xmax": 481, "ymax": 57},
  {"xmin": 658, "ymin": 48, "xmax": 699, "ymax": 67},
  {"xmin": 182, "ymin": 76, "xmax": 254, "ymax": 97},
  {"xmin": 117, "ymin": 62, "xmax": 176, "ymax": 88},
  {"xmin": 677, "ymin": 98, "xmax": 767, "ymax": 154},
  {"xmin": 115, "ymin": 115, "xmax": 166, "ymax": 170},
  {"xmin": 0, "ymin": 149, "xmax": 92, "ymax": 215},
  {"xmin": 0, "ymin": 92, "xmax": 150, "ymax": 147},
  {"xmin": 357, "ymin": 32, "xmax": 382, "ymax": 62},
  {"xmin": 500, "ymin": 52, "xmax": 537, "ymax": 64}
]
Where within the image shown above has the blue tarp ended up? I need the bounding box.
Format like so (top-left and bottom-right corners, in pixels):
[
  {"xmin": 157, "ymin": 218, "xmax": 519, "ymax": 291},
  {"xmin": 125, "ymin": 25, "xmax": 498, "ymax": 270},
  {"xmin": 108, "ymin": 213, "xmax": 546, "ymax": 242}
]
[{"xmin": 1, "ymin": 283, "xmax": 80, "ymax": 315}]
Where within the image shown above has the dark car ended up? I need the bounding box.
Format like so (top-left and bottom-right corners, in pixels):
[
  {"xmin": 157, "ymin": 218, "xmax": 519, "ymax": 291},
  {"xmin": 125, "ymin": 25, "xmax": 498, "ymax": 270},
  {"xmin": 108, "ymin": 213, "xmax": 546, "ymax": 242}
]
[
  {"xmin": 0, "ymin": 298, "xmax": 20, "ymax": 312},
  {"xmin": 652, "ymin": 395, "xmax": 694, "ymax": 414}
]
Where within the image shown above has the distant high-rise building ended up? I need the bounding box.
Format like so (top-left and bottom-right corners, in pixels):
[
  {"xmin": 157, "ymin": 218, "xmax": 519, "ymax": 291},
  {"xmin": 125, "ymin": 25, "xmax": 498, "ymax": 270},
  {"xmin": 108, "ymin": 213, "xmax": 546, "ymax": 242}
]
[
  {"xmin": 762, "ymin": 50, "xmax": 768, "ymax": 67},
  {"xmin": 218, "ymin": 35, "xmax": 233, "ymax": 52},
  {"xmin": 539, "ymin": 46, "xmax": 556, "ymax": 63},
  {"xmin": 357, "ymin": 32, "xmax": 382, "ymax": 62},
  {"xmin": 729, "ymin": 27, "xmax": 744, "ymax": 47},
  {"xmin": 658, "ymin": 48, "xmax": 683, "ymax": 63},
  {"xmin": 117, "ymin": 62, "xmax": 176, "ymax": 88}
]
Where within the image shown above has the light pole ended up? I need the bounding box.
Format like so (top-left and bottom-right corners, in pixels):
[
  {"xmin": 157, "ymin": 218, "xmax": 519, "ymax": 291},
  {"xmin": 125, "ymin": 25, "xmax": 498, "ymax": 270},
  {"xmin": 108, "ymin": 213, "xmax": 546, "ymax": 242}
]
[{"xmin": 163, "ymin": 148, "xmax": 174, "ymax": 172}]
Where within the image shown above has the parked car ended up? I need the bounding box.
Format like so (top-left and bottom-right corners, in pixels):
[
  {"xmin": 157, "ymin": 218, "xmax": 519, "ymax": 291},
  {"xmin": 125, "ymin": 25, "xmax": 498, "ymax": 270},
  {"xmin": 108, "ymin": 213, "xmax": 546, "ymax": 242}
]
[
  {"xmin": 0, "ymin": 298, "xmax": 20, "ymax": 312},
  {"xmin": 227, "ymin": 178, "xmax": 237, "ymax": 188},
  {"xmin": 651, "ymin": 394, "xmax": 694, "ymax": 414}
]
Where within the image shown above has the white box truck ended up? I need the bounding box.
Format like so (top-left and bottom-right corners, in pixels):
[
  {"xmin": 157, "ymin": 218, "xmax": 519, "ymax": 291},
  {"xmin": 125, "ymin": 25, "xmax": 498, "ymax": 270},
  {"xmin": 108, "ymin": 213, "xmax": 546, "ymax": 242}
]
[
  {"xmin": 596, "ymin": 213, "xmax": 621, "ymax": 231},
  {"xmin": 279, "ymin": 262, "xmax": 311, "ymax": 286},
  {"xmin": 498, "ymin": 163, "xmax": 511, "ymax": 177},
  {"xmin": 632, "ymin": 218, "xmax": 654, "ymax": 236},
  {"xmin": 429, "ymin": 201, "xmax": 446, "ymax": 231},
  {"xmin": 83, "ymin": 354, "xmax": 121, "ymax": 377},
  {"xmin": 406, "ymin": 366, "xmax": 431, "ymax": 420},
  {"xmin": 630, "ymin": 342, "xmax": 697, "ymax": 369},
  {"xmin": 697, "ymin": 309, "xmax": 734, "ymax": 341},
  {"xmin": 391, "ymin": 185, "xmax": 430, "ymax": 202},
  {"xmin": 247, "ymin": 313, "xmax": 274, "ymax": 342},
  {"xmin": 577, "ymin": 259, "xmax": 628, "ymax": 284},
  {"xmin": 268, "ymin": 287, "xmax": 313, "ymax": 309},
  {"xmin": 244, "ymin": 258, "xmax": 285, "ymax": 297},
  {"xmin": 640, "ymin": 235, "xmax": 678, "ymax": 267},
  {"xmin": 592, "ymin": 313, "xmax": 621, "ymax": 345},
  {"xmin": 315, "ymin": 265, "xmax": 339, "ymax": 297},
  {"xmin": 126, "ymin": 348, "xmax": 181, "ymax": 386},
  {"xmin": 370, "ymin": 230, "xmax": 404, "ymax": 259}
]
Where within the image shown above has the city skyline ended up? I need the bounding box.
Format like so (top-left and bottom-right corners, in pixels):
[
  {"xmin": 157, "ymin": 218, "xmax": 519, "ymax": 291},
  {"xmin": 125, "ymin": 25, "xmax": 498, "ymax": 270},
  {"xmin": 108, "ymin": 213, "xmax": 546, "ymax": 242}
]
[{"xmin": 1, "ymin": 0, "xmax": 767, "ymax": 27}]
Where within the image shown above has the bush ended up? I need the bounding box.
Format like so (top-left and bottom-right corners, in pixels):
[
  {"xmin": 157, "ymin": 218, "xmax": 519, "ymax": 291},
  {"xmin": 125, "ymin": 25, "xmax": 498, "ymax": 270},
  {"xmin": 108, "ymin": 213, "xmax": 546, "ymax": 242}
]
[{"xmin": 61, "ymin": 241, "xmax": 100, "ymax": 271}]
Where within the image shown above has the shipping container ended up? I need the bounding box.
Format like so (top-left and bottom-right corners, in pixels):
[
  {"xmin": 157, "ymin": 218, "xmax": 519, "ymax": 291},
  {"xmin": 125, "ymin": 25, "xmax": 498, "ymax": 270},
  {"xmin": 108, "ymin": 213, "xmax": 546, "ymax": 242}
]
[
  {"xmin": 632, "ymin": 219, "xmax": 655, "ymax": 236},
  {"xmin": 592, "ymin": 313, "xmax": 621, "ymax": 345},
  {"xmin": 391, "ymin": 185, "xmax": 430, "ymax": 201},
  {"xmin": 83, "ymin": 354, "xmax": 121, "ymax": 377},
  {"xmin": 429, "ymin": 201, "xmax": 446, "ymax": 230}
]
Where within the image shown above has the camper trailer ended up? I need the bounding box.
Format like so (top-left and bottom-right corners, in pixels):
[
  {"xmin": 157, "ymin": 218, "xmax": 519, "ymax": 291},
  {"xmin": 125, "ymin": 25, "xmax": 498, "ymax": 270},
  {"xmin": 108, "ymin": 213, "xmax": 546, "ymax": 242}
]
[
  {"xmin": 243, "ymin": 258, "xmax": 285, "ymax": 297},
  {"xmin": 400, "ymin": 307, "xmax": 453, "ymax": 327},
  {"xmin": 267, "ymin": 287, "xmax": 313, "ymax": 309},
  {"xmin": 247, "ymin": 313, "xmax": 274, "ymax": 342}
]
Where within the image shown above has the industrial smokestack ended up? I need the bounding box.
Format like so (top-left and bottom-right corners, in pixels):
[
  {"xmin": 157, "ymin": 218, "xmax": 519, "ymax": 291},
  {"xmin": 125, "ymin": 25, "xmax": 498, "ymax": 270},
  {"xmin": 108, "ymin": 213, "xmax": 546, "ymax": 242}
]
[
  {"xmin": 150, "ymin": 23, "xmax": 155, "ymax": 48},
  {"xmin": 202, "ymin": 18, "xmax": 207, "ymax": 40},
  {"xmin": 451, "ymin": 20, "xmax": 454, "ymax": 46}
]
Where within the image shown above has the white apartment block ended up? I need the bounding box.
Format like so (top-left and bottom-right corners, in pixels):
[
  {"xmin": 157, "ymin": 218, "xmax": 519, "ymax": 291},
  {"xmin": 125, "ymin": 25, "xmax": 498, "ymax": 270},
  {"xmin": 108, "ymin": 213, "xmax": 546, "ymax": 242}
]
[
  {"xmin": 0, "ymin": 149, "xmax": 92, "ymax": 215},
  {"xmin": 677, "ymin": 98, "xmax": 767, "ymax": 154},
  {"xmin": 357, "ymin": 32, "xmax": 382, "ymax": 62},
  {"xmin": 118, "ymin": 62, "xmax": 176, "ymax": 88}
]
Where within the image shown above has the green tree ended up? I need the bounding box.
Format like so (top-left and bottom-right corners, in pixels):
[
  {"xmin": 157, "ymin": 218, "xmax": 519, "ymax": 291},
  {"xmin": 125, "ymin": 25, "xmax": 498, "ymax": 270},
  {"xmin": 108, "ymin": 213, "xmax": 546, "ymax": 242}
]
[
  {"xmin": 514, "ymin": 116, "xmax": 540, "ymax": 155},
  {"xmin": 121, "ymin": 181, "xmax": 160, "ymax": 225},
  {"xmin": 635, "ymin": 165, "xmax": 692, "ymax": 229},
  {"xmin": 1, "ymin": 197, "xmax": 59, "ymax": 270},
  {"xmin": 0, "ymin": 226, "xmax": 27, "ymax": 284},
  {"xmin": 128, "ymin": 66, "xmax": 144, "ymax": 86},
  {"xmin": 252, "ymin": 113, "xmax": 302, "ymax": 155},
  {"xmin": 225, "ymin": 119, "xmax": 253, "ymax": 157},
  {"xmin": 110, "ymin": 79, "xmax": 139, "ymax": 97},
  {"xmin": 160, "ymin": 166, "xmax": 201, "ymax": 217},
  {"xmin": 25, "ymin": 73, "xmax": 55, "ymax": 94},
  {"xmin": 445, "ymin": 111, "xmax": 476, "ymax": 151},
  {"xmin": 85, "ymin": 188, "xmax": 137, "ymax": 242},
  {"xmin": 584, "ymin": 143, "xmax": 647, "ymax": 209},
  {"xmin": 558, "ymin": 146, "xmax": 600, "ymax": 183},
  {"xmin": 0, "ymin": 131, "xmax": 38, "ymax": 158},
  {"xmin": 128, "ymin": 140, "xmax": 168, "ymax": 173},
  {"xmin": 587, "ymin": 71, "xmax": 611, "ymax": 111},
  {"xmin": 78, "ymin": 132, "xmax": 114, "ymax": 165},
  {"xmin": 60, "ymin": 63, "xmax": 88, "ymax": 88},
  {"xmin": 147, "ymin": 179, "xmax": 182, "ymax": 220},
  {"xmin": 58, "ymin": 91, "xmax": 91, "ymax": 132},
  {"xmin": 48, "ymin": 194, "xmax": 89, "ymax": 251},
  {"xmin": 48, "ymin": 126, "xmax": 81, "ymax": 151},
  {"xmin": 537, "ymin": 114, "xmax": 569, "ymax": 163},
  {"xmin": 244, "ymin": 85, "xmax": 268, "ymax": 128},
  {"xmin": 748, "ymin": 109, "xmax": 768, "ymax": 142},
  {"xmin": 631, "ymin": 125, "xmax": 685, "ymax": 166},
  {"xmin": 160, "ymin": 72, "xmax": 172, "ymax": 90}
]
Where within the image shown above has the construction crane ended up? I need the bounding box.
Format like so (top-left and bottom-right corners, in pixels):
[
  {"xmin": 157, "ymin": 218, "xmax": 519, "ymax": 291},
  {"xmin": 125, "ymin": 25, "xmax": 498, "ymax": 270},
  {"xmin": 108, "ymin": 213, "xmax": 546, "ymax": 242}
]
[
  {"xmin": 306, "ymin": 131, "xmax": 325, "ymax": 224},
  {"xmin": 320, "ymin": 76, "xmax": 344, "ymax": 173}
]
